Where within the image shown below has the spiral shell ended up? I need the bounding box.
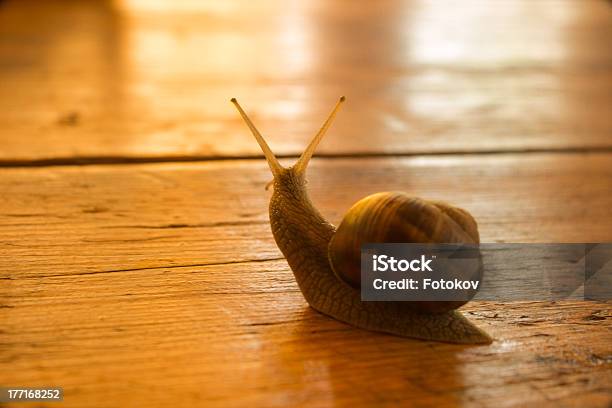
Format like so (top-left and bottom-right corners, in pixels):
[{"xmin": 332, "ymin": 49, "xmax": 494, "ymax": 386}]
[{"xmin": 328, "ymin": 192, "xmax": 481, "ymax": 313}]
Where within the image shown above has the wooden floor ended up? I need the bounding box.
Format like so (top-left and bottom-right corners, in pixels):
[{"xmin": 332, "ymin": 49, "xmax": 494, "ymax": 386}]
[{"xmin": 1, "ymin": 0, "xmax": 611, "ymax": 407}]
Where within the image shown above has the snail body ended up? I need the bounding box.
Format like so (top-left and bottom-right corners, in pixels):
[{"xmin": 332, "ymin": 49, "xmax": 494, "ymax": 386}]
[{"xmin": 231, "ymin": 97, "xmax": 491, "ymax": 344}]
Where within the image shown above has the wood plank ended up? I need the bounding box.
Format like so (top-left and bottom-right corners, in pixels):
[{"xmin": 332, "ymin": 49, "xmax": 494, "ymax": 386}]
[
  {"xmin": 3, "ymin": 267, "xmax": 611, "ymax": 407},
  {"xmin": 1, "ymin": 153, "xmax": 611, "ymax": 279},
  {"xmin": 1, "ymin": 0, "xmax": 611, "ymax": 163},
  {"xmin": 1, "ymin": 153, "xmax": 611, "ymax": 406}
]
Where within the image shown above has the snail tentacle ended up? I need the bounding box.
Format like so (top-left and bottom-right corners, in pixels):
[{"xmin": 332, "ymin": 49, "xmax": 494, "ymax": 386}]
[
  {"xmin": 294, "ymin": 96, "xmax": 345, "ymax": 175},
  {"xmin": 231, "ymin": 98, "xmax": 283, "ymax": 177}
]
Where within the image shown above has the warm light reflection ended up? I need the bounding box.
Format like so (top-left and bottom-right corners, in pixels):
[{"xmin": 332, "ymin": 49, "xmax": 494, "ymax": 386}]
[
  {"xmin": 401, "ymin": 0, "xmax": 577, "ymax": 134},
  {"xmin": 110, "ymin": 0, "xmax": 315, "ymax": 154},
  {"xmin": 258, "ymin": 2, "xmax": 312, "ymax": 123},
  {"xmin": 117, "ymin": 0, "xmax": 238, "ymax": 14},
  {"xmin": 407, "ymin": 1, "xmax": 573, "ymax": 66},
  {"xmin": 275, "ymin": 2, "xmax": 313, "ymax": 76},
  {"xmin": 2, "ymin": 0, "xmax": 605, "ymax": 160},
  {"xmin": 114, "ymin": 0, "xmax": 314, "ymax": 81}
]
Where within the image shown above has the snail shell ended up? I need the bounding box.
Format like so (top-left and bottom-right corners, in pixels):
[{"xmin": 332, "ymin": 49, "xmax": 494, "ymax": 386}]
[{"xmin": 328, "ymin": 192, "xmax": 481, "ymax": 313}]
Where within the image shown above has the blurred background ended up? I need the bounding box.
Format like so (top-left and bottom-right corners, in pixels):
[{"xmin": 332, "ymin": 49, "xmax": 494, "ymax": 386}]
[{"xmin": 1, "ymin": 0, "xmax": 611, "ymax": 164}]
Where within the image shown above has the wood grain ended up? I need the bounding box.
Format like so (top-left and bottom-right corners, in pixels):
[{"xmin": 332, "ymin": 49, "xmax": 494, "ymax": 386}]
[
  {"xmin": 1, "ymin": 153, "xmax": 612, "ymax": 279},
  {"xmin": 1, "ymin": 0, "xmax": 611, "ymax": 163},
  {"xmin": 1, "ymin": 153, "xmax": 611, "ymax": 407}
]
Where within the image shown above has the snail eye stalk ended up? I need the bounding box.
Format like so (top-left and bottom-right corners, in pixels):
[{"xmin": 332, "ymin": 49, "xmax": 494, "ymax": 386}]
[
  {"xmin": 294, "ymin": 96, "xmax": 345, "ymax": 175},
  {"xmin": 231, "ymin": 98, "xmax": 283, "ymax": 177}
]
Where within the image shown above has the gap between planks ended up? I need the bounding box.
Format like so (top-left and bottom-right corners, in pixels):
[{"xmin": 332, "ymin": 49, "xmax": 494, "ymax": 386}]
[{"xmin": 1, "ymin": 145, "xmax": 612, "ymax": 168}]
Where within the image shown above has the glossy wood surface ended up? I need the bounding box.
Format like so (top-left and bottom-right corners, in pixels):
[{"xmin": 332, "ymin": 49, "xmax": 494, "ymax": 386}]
[
  {"xmin": 2, "ymin": 156, "xmax": 612, "ymax": 407},
  {"xmin": 0, "ymin": 0, "xmax": 611, "ymax": 407},
  {"xmin": 0, "ymin": 0, "xmax": 611, "ymax": 163}
]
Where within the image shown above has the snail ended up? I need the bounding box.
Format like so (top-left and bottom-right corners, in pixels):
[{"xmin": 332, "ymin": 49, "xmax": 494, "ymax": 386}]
[{"xmin": 231, "ymin": 96, "xmax": 492, "ymax": 344}]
